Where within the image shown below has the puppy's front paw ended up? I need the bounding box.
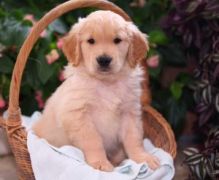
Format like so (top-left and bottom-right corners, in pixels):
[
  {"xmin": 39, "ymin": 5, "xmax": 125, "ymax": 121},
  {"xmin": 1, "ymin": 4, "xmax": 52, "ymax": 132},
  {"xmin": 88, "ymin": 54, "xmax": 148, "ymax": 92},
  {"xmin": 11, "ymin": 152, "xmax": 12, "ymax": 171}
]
[
  {"xmin": 132, "ymin": 153, "xmax": 160, "ymax": 170},
  {"xmin": 88, "ymin": 159, "xmax": 114, "ymax": 172}
]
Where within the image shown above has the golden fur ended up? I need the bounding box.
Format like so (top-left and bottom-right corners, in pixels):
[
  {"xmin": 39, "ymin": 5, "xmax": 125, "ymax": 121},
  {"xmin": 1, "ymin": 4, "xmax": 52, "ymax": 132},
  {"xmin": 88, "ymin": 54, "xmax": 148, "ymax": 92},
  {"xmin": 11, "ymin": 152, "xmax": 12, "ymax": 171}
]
[{"xmin": 32, "ymin": 10, "xmax": 159, "ymax": 171}]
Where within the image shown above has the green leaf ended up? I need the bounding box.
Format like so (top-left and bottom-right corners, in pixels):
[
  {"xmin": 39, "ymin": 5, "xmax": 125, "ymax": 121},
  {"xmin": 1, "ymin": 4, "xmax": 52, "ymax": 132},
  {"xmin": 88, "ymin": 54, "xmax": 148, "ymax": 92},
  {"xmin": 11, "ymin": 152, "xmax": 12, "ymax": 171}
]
[
  {"xmin": 20, "ymin": 92, "xmax": 38, "ymax": 116},
  {"xmin": 0, "ymin": 18, "xmax": 30, "ymax": 47},
  {"xmin": 11, "ymin": 9, "xmax": 24, "ymax": 20},
  {"xmin": 148, "ymin": 65, "xmax": 162, "ymax": 78},
  {"xmin": 0, "ymin": 56, "xmax": 14, "ymax": 73},
  {"xmin": 49, "ymin": 19, "xmax": 67, "ymax": 34},
  {"xmin": 148, "ymin": 30, "xmax": 169, "ymax": 45},
  {"xmin": 170, "ymin": 82, "xmax": 184, "ymax": 100},
  {"xmin": 166, "ymin": 98, "xmax": 187, "ymax": 135},
  {"xmin": 177, "ymin": 73, "xmax": 194, "ymax": 85},
  {"xmin": 158, "ymin": 43, "xmax": 186, "ymax": 66},
  {"xmin": 37, "ymin": 53, "xmax": 55, "ymax": 84},
  {"xmin": 50, "ymin": 42, "xmax": 57, "ymax": 50},
  {"xmin": 0, "ymin": 7, "xmax": 7, "ymax": 18},
  {"xmin": 1, "ymin": 75, "xmax": 10, "ymax": 99},
  {"xmin": 23, "ymin": 58, "xmax": 41, "ymax": 89}
]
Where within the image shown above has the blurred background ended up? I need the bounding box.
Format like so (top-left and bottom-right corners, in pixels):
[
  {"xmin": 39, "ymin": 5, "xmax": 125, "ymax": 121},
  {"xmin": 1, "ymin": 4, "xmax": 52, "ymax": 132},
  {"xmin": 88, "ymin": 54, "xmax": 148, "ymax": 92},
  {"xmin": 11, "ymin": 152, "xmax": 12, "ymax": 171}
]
[{"xmin": 0, "ymin": 0, "xmax": 218, "ymax": 179}]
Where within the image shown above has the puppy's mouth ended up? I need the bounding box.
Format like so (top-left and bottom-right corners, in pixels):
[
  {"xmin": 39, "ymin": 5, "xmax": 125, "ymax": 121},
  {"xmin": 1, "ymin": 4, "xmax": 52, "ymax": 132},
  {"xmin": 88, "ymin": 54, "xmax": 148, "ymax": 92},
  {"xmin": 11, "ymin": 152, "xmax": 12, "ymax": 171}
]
[{"xmin": 98, "ymin": 67, "xmax": 112, "ymax": 74}]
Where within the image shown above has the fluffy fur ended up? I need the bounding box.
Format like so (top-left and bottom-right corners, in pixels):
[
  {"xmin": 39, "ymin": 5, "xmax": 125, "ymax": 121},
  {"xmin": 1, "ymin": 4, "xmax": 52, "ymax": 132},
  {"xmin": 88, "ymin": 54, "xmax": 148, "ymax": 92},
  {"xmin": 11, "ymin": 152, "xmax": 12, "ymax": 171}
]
[{"xmin": 32, "ymin": 10, "xmax": 159, "ymax": 171}]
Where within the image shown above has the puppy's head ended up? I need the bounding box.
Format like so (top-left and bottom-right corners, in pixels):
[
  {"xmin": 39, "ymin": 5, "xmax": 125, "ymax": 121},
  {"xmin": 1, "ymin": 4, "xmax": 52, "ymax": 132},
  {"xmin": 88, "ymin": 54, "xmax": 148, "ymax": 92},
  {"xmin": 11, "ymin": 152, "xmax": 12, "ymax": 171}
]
[{"xmin": 63, "ymin": 10, "xmax": 148, "ymax": 77}]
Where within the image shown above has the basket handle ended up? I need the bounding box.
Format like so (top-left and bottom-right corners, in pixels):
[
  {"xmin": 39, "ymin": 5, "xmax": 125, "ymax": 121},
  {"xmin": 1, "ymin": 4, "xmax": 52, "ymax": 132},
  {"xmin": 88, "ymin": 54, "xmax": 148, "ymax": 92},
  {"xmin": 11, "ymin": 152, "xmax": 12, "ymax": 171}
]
[{"xmin": 8, "ymin": 0, "xmax": 131, "ymax": 115}]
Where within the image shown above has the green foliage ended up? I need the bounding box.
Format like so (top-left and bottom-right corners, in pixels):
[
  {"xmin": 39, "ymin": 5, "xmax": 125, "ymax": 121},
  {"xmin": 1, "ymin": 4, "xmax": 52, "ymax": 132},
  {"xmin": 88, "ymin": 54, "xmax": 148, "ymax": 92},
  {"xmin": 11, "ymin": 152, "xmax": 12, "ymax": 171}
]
[
  {"xmin": 170, "ymin": 82, "xmax": 184, "ymax": 100},
  {"xmin": 0, "ymin": 17, "xmax": 30, "ymax": 47},
  {"xmin": 0, "ymin": 55, "xmax": 13, "ymax": 73},
  {"xmin": 148, "ymin": 30, "xmax": 169, "ymax": 45}
]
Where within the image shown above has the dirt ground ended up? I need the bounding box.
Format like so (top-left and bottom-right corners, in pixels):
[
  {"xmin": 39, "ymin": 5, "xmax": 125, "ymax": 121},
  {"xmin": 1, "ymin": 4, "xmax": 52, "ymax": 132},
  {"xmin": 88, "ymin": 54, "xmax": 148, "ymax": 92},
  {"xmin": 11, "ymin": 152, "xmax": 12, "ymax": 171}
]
[{"xmin": 0, "ymin": 155, "xmax": 17, "ymax": 180}]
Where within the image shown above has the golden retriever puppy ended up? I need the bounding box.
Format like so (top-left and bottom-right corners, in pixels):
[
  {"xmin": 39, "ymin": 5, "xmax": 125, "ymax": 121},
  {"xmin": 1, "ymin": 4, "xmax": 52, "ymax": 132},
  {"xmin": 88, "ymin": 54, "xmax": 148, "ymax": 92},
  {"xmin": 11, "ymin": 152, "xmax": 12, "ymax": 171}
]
[{"xmin": 32, "ymin": 10, "xmax": 159, "ymax": 171}]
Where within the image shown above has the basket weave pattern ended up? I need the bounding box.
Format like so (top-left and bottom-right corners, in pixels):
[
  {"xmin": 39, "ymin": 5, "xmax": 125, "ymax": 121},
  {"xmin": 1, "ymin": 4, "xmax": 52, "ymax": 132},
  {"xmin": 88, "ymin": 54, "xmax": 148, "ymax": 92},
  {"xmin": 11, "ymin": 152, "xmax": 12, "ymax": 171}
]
[{"xmin": 0, "ymin": 0, "xmax": 176, "ymax": 179}]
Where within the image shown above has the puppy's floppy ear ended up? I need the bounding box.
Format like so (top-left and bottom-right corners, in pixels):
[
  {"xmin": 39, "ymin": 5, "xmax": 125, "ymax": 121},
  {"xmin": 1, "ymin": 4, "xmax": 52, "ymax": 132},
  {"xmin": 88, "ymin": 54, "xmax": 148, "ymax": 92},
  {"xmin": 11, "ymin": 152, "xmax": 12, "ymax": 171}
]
[
  {"xmin": 62, "ymin": 25, "xmax": 82, "ymax": 66},
  {"xmin": 127, "ymin": 23, "xmax": 149, "ymax": 68}
]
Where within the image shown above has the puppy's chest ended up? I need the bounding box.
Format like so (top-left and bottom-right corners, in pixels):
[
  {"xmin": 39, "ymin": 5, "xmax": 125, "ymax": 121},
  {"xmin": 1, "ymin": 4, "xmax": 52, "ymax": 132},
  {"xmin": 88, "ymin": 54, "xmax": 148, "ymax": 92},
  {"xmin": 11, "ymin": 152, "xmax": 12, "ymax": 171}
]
[
  {"xmin": 88, "ymin": 84, "xmax": 129, "ymax": 147},
  {"xmin": 90, "ymin": 82, "xmax": 131, "ymax": 117},
  {"xmin": 90, "ymin": 82, "xmax": 136, "ymax": 128}
]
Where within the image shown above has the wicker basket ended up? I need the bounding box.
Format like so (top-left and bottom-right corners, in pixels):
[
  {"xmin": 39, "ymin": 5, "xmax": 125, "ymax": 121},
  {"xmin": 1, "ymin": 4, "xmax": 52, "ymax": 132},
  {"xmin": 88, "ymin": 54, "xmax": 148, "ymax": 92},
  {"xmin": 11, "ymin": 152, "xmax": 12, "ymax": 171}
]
[{"xmin": 0, "ymin": 0, "xmax": 177, "ymax": 179}]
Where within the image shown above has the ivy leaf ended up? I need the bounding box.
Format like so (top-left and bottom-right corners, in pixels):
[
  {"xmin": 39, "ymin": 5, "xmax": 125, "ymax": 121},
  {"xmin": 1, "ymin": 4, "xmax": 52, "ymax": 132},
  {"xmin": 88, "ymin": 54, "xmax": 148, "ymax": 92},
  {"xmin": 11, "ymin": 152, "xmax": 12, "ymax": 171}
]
[
  {"xmin": 206, "ymin": 157, "xmax": 216, "ymax": 179},
  {"xmin": 212, "ymin": 53, "xmax": 219, "ymax": 62},
  {"xmin": 185, "ymin": 153, "xmax": 203, "ymax": 165},
  {"xmin": 183, "ymin": 147, "xmax": 199, "ymax": 156},
  {"xmin": 197, "ymin": 162, "xmax": 207, "ymax": 180},
  {"xmin": 202, "ymin": 86, "xmax": 212, "ymax": 104},
  {"xmin": 215, "ymin": 153, "xmax": 219, "ymax": 167},
  {"xmin": 186, "ymin": 1, "xmax": 201, "ymax": 13},
  {"xmin": 215, "ymin": 94, "xmax": 219, "ymax": 112}
]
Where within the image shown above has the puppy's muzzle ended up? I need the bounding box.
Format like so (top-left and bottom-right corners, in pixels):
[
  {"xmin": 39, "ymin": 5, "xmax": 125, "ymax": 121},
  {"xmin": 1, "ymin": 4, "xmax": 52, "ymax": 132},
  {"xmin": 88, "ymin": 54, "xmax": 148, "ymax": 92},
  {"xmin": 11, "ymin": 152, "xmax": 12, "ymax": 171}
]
[{"xmin": 96, "ymin": 55, "xmax": 112, "ymax": 71}]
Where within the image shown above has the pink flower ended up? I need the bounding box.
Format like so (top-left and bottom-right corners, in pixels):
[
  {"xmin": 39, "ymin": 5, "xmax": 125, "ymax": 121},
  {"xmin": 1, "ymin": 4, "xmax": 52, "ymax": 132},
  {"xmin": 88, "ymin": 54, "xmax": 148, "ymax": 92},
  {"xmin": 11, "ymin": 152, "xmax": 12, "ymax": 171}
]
[
  {"xmin": 35, "ymin": 91, "xmax": 45, "ymax": 109},
  {"xmin": 46, "ymin": 49, "xmax": 60, "ymax": 64},
  {"xmin": 57, "ymin": 38, "xmax": 64, "ymax": 49},
  {"xmin": 147, "ymin": 55, "xmax": 160, "ymax": 68},
  {"xmin": 130, "ymin": 0, "xmax": 146, "ymax": 7},
  {"xmin": 23, "ymin": 14, "xmax": 36, "ymax": 24},
  {"xmin": 24, "ymin": 14, "xmax": 47, "ymax": 38},
  {"xmin": 0, "ymin": 97, "xmax": 6, "ymax": 109},
  {"xmin": 59, "ymin": 70, "xmax": 65, "ymax": 81},
  {"xmin": 40, "ymin": 30, "xmax": 47, "ymax": 38}
]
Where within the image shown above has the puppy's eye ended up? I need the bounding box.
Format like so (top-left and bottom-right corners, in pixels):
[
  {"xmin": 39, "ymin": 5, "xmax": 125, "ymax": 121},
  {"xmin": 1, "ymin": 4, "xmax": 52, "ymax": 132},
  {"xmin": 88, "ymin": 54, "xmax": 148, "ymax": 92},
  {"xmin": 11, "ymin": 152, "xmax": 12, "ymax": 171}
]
[
  {"xmin": 114, "ymin": 37, "xmax": 122, "ymax": 44},
  {"xmin": 87, "ymin": 38, "xmax": 95, "ymax": 44}
]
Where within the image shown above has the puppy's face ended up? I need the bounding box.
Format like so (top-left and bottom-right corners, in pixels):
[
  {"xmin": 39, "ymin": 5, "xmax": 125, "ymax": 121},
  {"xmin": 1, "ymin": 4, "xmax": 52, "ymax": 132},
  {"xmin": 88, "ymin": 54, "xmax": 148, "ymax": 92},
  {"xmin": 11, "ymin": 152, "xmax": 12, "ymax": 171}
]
[
  {"xmin": 80, "ymin": 15, "xmax": 130, "ymax": 76},
  {"xmin": 63, "ymin": 11, "xmax": 148, "ymax": 78}
]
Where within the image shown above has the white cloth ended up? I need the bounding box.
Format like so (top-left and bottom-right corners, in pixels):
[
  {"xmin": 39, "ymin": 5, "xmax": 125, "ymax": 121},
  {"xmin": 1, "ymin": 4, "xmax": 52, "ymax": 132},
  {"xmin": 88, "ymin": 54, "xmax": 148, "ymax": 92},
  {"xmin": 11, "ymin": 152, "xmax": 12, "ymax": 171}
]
[{"xmin": 20, "ymin": 112, "xmax": 174, "ymax": 180}]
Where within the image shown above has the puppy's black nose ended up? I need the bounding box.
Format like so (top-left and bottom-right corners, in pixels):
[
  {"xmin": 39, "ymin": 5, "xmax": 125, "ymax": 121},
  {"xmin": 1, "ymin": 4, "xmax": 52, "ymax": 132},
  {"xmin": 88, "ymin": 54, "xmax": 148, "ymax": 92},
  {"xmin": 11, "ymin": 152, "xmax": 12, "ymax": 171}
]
[{"xmin": 96, "ymin": 55, "xmax": 112, "ymax": 69}]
